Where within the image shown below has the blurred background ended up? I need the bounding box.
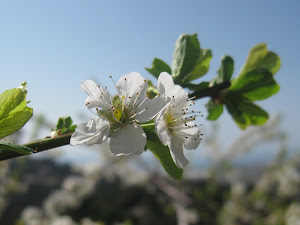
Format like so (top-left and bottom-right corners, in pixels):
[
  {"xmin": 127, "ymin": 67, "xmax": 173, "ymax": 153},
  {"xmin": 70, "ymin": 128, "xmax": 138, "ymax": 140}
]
[{"xmin": 0, "ymin": 1, "xmax": 300, "ymax": 224}]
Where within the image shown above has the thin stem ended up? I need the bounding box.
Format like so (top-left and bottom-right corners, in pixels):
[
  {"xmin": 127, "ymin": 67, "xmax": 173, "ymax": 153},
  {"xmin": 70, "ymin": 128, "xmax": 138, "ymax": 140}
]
[{"xmin": 140, "ymin": 123, "xmax": 155, "ymax": 128}]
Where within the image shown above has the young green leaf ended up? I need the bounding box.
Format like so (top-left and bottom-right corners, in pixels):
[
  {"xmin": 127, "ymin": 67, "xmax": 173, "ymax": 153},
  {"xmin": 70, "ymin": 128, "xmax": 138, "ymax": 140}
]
[
  {"xmin": 0, "ymin": 87, "xmax": 33, "ymax": 139},
  {"xmin": 206, "ymin": 100, "xmax": 224, "ymax": 121},
  {"xmin": 0, "ymin": 142, "xmax": 34, "ymax": 155},
  {"xmin": 183, "ymin": 49, "xmax": 213, "ymax": 84},
  {"xmin": 145, "ymin": 58, "xmax": 172, "ymax": 78},
  {"xmin": 56, "ymin": 117, "xmax": 64, "ymax": 130},
  {"xmin": 55, "ymin": 116, "xmax": 77, "ymax": 135},
  {"xmin": 239, "ymin": 43, "xmax": 281, "ymax": 76},
  {"xmin": 225, "ymin": 94, "xmax": 269, "ymax": 129},
  {"xmin": 256, "ymin": 51, "xmax": 281, "ymax": 75},
  {"xmin": 172, "ymin": 34, "xmax": 200, "ymax": 84},
  {"xmin": 145, "ymin": 129, "xmax": 183, "ymax": 180},
  {"xmin": 64, "ymin": 117, "xmax": 73, "ymax": 129},
  {"xmin": 230, "ymin": 68, "xmax": 280, "ymax": 101},
  {"xmin": 217, "ymin": 55, "xmax": 234, "ymax": 82}
]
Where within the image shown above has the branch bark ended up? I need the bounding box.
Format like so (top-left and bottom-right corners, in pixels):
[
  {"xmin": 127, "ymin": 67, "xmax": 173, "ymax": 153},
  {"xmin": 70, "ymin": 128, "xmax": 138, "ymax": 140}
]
[
  {"xmin": 188, "ymin": 81, "xmax": 231, "ymax": 99},
  {"xmin": 0, "ymin": 133, "xmax": 73, "ymax": 161}
]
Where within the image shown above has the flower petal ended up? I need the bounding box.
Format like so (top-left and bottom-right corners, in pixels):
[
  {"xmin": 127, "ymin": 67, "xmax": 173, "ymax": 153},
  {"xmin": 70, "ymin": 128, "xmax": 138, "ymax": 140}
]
[
  {"xmin": 135, "ymin": 95, "xmax": 170, "ymax": 123},
  {"xmin": 154, "ymin": 110, "xmax": 171, "ymax": 147},
  {"xmin": 109, "ymin": 123, "xmax": 146, "ymax": 156},
  {"xmin": 170, "ymin": 136, "xmax": 189, "ymax": 168},
  {"xmin": 157, "ymin": 72, "xmax": 188, "ymax": 108},
  {"xmin": 157, "ymin": 72, "xmax": 175, "ymax": 97},
  {"xmin": 183, "ymin": 126, "xmax": 201, "ymax": 150},
  {"xmin": 80, "ymin": 80, "xmax": 112, "ymax": 109},
  {"xmin": 70, "ymin": 117, "xmax": 110, "ymax": 146},
  {"xmin": 116, "ymin": 72, "xmax": 147, "ymax": 106}
]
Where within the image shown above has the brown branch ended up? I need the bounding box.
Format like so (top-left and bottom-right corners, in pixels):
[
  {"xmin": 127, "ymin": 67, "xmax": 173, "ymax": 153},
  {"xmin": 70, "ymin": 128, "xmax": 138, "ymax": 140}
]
[
  {"xmin": 188, "ymin": 81, "xmax": 231, "ymax": 100},
  {"xmin": 0, "ymin": 133, "xmax": 73, "ymax": 161}
]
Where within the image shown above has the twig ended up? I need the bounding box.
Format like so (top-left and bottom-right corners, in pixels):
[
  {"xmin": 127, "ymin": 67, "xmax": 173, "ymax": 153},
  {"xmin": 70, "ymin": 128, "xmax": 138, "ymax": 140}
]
[
  {"xmin": 0, "ymin": 133, "xmax": 73, "ymax": 161},
  {"xmin": 189, "ymin": 81, "xmax": 231, "ymax": 99}
]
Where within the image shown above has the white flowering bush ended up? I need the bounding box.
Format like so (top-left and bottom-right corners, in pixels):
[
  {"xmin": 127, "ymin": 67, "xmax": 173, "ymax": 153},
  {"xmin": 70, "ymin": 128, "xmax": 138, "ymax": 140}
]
[{"xmin": 0, "ymin": 33, "xmax": 281, "ymax": 181}]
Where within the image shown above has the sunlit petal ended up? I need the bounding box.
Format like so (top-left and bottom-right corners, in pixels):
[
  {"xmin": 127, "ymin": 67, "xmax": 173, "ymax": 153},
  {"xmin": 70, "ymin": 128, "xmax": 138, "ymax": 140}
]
[
  {"xmin": 157, "ymin": 72, "xmax": 175, "ymax": 97},
  {"xmin": 183, "ymin": 128, "xmax": 201, "ymax": 150},
  {"xmin": 170, "ymin": 136, "xmax": 189, "ymax": 169},
  {"xmin": 70, "ymin": 117, "xmax": 110, "ymax": 145},
  {"xmin": 109, "ymin": 124, "xmax": 146, "ymax": 156},
  {"xmin": 154, "ymin": 110, "xmax": 171, "ymax": 147},
  {"xmin": 80, "ymin": 80, "xmax": 112, "ymax": 109},
  {"xmin": 116, "ymin": 72, "xmax": 147, "ymax": 106},
  {"xmin": 135, "ymin": 96, "xmax": 170, "ymax": 123}
]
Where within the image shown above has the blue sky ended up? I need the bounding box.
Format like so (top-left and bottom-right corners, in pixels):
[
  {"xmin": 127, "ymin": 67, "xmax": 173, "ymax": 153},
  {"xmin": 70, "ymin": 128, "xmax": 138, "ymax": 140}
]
[{"xmin": 0, "ymin": 1, "xmax": 299, "ymax": 164}]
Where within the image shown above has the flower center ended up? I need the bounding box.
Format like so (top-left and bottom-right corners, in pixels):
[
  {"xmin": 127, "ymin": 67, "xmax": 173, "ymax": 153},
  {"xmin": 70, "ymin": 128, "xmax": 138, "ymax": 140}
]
[
  {"xmin": 164, "ymin": 108, "xmax": 181, "ymax": 135},
  {"xmin": 97, "ymin": 94, "xmax": 135, "ymax": 133},
  {"xmin": 163, "ymin": 100, "xmax": 203, "ymax": 142}
]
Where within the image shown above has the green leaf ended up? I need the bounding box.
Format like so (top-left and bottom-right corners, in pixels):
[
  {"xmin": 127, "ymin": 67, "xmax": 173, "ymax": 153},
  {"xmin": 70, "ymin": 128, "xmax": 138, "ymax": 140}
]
[
  {"xmin": 225, "ymin": 94, "xmax": 269, "ymax": 129},
  {"xmin": 184, "ymin": 81, "xmax": 209, "ymax": 92},
  {"xmin": 230, "ymin": 69, "xmax": 280, "ymax": 101},
  {"xmin": 144, "ymin": 129, "xmax": 183, "ymax": 180},
  {"xmin": 64, "ymin": 117, "xmax": 73, "ymax": 129},
  {"xmin": 217, "ymin": 55, "xmax": 234, "ymax": 82},
  {"xmin": 183, "ymin": 49, "xmax": 213, "ymax": 83},
  {"xmin": 172, "ymin": 34, "xmax": 200, "ymax": 84},
  {"xmin": 206, "ymin": 100, "xmax": 223, "ymax": 121},
  {"xmin": 239, "ymin": 43, "xmax": 281, "ymax": 76},
  {"xmin": 145, "ymin": 58, "xmax": 172, "ymax": 78},
  {"xmin": 256, "ymin": 51, "xmax": 281, "ymax": 75},
  {"xmin": 66, "ymin": 125, "xmax": 77, "ymax": 134},
  {"xmin": 55, "ymin": 116, "xmax": 77, "ymax": 135},
  {"xmin": 0, "ymin": 142, "xmax": 34, "ymax": 155},
  {"xmin": 0, "ymin": 88, "xmax": 33, "ymax": 139},
  {"xmin": 0, "ymin": 89, "xmax": 24, "ymax": 119},
  {"xmin": 56, "ymin": 117, "xmax": 64, "ymax": 130}
]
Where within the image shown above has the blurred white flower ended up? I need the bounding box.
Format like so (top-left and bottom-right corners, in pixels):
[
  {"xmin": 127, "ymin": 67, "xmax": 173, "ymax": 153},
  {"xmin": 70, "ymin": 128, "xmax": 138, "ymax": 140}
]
[
  {"xmin": 50, "ymin": 216, "xmax": 77, "ymax": 225},
  {"xmin": 155, "ymin": 72, "xmax": 202, "ymax": 168},
  {"xmin": 21, "ymin": 206, "xmax": 44, "ymax": 225},
  {"xmin": 63, "ymin": 176, "xmax": 96, "ymax": 199},
  {"xmin": 71, "ymin": 72, "xmax": 167, "ymax": 156},
  {"xmin": 285, "ymin": 203, "xmax": 300, "ymax": 225},
  {"xmin": 231, "ymin": 182, "xmax": 247, "ymax": 198},
  {"xmin": 277, "ymin": 164, "xmax": 300, "ymax": 198},
  {"xmin": 44, "ymin": 190, "xmax": 79, "ymax": 217},
  {"xmin": 255, "ymin": 170, "xmax": 277, "ymax": 194},
  {"xmin": 81, "ymin": 218, "xmax": 100, "ymax": 225}
]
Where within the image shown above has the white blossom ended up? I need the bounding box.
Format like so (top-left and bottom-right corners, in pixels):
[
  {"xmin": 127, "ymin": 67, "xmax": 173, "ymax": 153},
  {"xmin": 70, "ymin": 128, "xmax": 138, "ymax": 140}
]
[
  {"xmin": 21, "ymin": 206, "xmax": 44, "ymax": 225},
  {"xmin": 50, "ymin": 216, "xmax": 78, "ymax": 225},
  {"xmin": 155, "ymin": 72, "xmax": 202, "ymax": 168},
  {"xmin": 285, "ymin": 203, "xmax": 300, "ymax": 225},
  {"xmin": 71, "ymin": 72, "xmax": 167, "ymax": 156}
]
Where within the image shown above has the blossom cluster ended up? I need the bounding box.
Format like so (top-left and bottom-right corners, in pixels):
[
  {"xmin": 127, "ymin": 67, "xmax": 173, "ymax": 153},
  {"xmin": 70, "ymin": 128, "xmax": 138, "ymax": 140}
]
[{"xmin": 70, "ymin": 72, "xmax": 202, "ymax": 168}]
